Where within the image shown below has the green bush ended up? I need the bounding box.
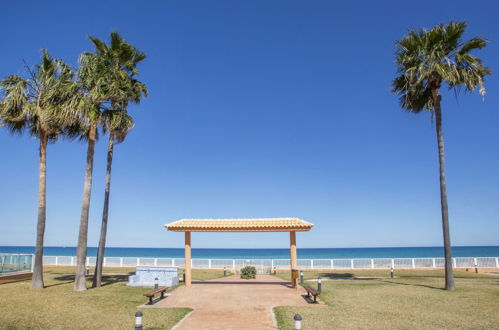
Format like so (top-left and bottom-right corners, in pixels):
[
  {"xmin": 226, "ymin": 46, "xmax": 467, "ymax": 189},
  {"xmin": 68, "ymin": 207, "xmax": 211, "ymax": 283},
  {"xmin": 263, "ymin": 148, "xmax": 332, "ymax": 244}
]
[{"xmin": 240, "ymin": 266, "xmax": 257, "ymax": 279}]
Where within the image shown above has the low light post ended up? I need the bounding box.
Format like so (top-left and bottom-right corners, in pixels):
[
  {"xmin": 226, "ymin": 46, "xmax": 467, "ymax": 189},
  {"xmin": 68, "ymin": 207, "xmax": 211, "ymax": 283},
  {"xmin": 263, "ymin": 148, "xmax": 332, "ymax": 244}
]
[
  {"xmin": 390, "ymin": 267, "xmax": 394, "ymax": 279},
  {"xmin": 135, "ymin": 311, "xmax": 143, "ymax": 330},
  {"xmin": 294, "ymin": 314, "xmax": 302, "ymax": 330},
  {"xmin": 86, "ymin": 265, "xmax": 90, "ymax": 276},
  {"xmin": 154, "ymin": 277, "xmax": 158, "ymax": 289},
  {"xmin": 273, "ymin": 266, "xmax": 277, "ymax": 275},
  {"xmin": 300, "ymin": 271, "xmax": 304, "ymax": 284},
  {"xmin": 317, "ymin": 277, "xmax": 322, "ymax": 293},
  {"xmin": 224, "ymin": 266, "xmax": 227, "ymax": 277}
]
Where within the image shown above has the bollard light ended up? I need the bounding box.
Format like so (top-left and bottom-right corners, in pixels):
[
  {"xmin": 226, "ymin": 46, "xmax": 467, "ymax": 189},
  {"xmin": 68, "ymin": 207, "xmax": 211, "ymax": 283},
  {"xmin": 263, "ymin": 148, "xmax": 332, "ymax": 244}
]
[
  {"xmin": 224, "ymin": 266, "xmax": 227, "ymax": 277},
  {"xmin": 135, "ymin": 311, "xmax": 143, "ymax": 330},
  {"xmin": 300, "ymin": 271, "xmax": 304, "ymax": 284},
  {"xmin": 273, "ymin": 266, "xmax": 277, "ymax": 275},
  {"xmin": 154, "ymin": 277, "xmax": 159, "ymax": 289},
  {"xmin": 317, "ymin": 277, "xmax": 322, "ymax": 293},
  {"xmin": 86, "ymin": 265, "xmax": 90, "ymax": 276},
  {"xmin": 390, "ymin": 267, "xmax": 394, "ymax": 279},
  {"xmin": 294, "ymin": 314, "xmax": 302, "ymax": 330}
]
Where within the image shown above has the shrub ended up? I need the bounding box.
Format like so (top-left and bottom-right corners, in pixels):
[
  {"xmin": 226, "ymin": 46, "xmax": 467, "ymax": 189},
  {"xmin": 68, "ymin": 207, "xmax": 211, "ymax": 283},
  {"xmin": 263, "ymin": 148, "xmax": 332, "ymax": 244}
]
[{"xmin": 240, "ymin": 266, "xmax": 257, "ymax": 279}]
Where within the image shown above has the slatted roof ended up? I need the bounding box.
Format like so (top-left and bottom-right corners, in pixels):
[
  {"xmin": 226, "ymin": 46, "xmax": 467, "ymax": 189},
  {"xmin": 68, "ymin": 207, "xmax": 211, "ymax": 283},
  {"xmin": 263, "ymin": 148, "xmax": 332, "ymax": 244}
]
[{"xmin": 165, "ymin": 218, "xmax": 313, "ymax": 232}]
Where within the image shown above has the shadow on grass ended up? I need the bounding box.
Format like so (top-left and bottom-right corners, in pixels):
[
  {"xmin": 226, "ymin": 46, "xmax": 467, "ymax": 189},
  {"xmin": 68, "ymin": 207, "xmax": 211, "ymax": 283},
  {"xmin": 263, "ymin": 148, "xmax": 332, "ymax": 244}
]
[
  {"xmin": 379, "ymin": 279, "xmax": 444, "ymax": 290},
  {"xmin": 44, "ymin": 281, "xmax": 74, "ymax": 288},
  {"xmin": 193, "ymin": 280, "xmax": 293, "ymax": 288},
  {"xmin": 51, "ymin": 274, "xmax": 129, "ymax": 288},
  {"xmin": 317, "ymin": 273, "xmax": 355, "ymax": 279},
  {"xmin": 100, "ymin": 274, "xmax": 129, "ymax": 287}
]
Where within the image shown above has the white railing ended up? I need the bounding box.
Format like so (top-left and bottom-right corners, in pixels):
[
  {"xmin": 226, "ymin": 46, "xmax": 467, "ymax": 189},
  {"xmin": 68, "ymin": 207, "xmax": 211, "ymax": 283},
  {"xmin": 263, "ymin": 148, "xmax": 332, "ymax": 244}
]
[{"xmin": 42, "ymin": 256, "xmax": 499, "ymax": 270}]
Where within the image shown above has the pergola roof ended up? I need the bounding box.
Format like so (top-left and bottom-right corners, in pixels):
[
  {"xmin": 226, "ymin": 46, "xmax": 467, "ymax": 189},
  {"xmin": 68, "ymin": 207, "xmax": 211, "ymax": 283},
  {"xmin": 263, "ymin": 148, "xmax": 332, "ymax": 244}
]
[{"xmin": 165, "ymin": 218, "xmax": 313, "ymax": 232}]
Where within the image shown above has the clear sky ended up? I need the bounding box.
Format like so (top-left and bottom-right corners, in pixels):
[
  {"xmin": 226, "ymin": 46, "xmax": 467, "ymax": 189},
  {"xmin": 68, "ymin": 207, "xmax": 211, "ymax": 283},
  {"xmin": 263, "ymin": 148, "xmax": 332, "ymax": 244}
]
[{"xmin": 1, "ymin": 0, "xmax": 498, "ymax": 249}]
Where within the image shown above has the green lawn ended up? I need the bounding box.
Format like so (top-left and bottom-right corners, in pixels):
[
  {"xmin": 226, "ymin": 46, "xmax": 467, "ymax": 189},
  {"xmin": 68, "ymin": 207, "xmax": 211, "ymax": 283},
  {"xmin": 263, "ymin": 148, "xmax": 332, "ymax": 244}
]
[
  {"xmin": 0, "ymin": 266, "xmax": 228, "ymax": 330},
  {"xmin": 2, "ymin": 267, "xmax": 498, "ymax": 329},
  {"xmin": 273, "ymin": 269, "xmax": 499, "ymax": 329}
]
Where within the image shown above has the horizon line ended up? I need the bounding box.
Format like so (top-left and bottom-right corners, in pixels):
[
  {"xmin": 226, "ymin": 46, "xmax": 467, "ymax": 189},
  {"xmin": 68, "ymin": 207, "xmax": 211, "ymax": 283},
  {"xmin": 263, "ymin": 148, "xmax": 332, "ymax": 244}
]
[{"xmin": 2, "ymin": 245, "xmax": 498, "ymax": 249}]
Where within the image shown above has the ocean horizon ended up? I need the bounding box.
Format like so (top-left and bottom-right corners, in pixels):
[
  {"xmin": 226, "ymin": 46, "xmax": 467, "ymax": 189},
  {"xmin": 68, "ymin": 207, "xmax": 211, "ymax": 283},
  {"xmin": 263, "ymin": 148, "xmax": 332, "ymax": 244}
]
[{"xmin": 1, "ymin": 246, "xmax": 498, "ymax": 259}]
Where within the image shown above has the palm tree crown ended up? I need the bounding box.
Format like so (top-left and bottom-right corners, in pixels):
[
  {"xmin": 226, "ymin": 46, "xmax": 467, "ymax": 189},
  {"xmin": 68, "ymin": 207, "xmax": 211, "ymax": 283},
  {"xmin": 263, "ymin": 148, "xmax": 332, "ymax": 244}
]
[
  {"xmin": 0, "ymin": 50, "xmax": 76, "ymax": 139},
  {"xmin": 392, "ymin": 21, "xmax": 490, "ymax": 111}
]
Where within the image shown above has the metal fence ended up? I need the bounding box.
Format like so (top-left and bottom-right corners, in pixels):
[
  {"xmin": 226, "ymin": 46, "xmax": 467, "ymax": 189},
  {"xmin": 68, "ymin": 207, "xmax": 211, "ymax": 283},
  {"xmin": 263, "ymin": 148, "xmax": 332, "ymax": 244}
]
[
  {"xmin": 1, "ymin": 254, "xmax": 34, "ymax": 274},
  {"xmin": 43, "ymin": 256, "xmax": 499, "ymax": 271}
]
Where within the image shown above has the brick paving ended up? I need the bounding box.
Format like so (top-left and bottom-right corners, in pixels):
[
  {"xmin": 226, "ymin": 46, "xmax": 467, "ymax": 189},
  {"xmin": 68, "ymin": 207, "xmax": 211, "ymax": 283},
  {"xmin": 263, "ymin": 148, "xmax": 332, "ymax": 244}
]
[{"xmin": 147, "ymin": 274, "xmax": 321, "ymax": 330}]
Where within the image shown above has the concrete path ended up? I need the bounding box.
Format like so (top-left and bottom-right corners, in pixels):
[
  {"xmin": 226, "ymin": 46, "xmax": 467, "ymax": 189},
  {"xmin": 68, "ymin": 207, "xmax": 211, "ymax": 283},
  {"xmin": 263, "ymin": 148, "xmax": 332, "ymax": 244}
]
[{"xmin": 147, "ymin": 274, "xmax": 320, "ymax": 330}]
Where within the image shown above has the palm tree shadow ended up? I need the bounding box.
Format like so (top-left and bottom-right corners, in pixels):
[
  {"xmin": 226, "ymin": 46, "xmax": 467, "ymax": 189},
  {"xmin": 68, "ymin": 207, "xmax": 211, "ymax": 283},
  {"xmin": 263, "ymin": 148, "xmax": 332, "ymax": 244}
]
[
  {"xmin": 379, "ymin": 279, "xmax": 444, "ymax": 290},
  {"xmin": 317, "ymin": 273, "xmax": 355, "ymax": 279},
  {"xmin": 51, "ymin": 274, "xmax": 130, "ymax": 288},
  {"xmin": 53, "ymin": 274, "xmax": 76, "ymax": 281},
  {"xmin": 44, "ymin": 280, "xmax": 74, "ymax": 288},
  {"xmin": 99, "ymin": 274, "xmax": 129, "ymax": 287}
]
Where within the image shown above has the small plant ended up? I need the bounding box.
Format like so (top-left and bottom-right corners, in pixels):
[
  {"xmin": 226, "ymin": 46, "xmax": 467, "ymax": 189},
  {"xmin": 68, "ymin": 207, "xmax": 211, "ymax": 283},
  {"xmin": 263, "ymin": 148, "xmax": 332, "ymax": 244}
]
[{"xmin": 240, "ymin": 266, "xmax": 257, "ymax": 279}]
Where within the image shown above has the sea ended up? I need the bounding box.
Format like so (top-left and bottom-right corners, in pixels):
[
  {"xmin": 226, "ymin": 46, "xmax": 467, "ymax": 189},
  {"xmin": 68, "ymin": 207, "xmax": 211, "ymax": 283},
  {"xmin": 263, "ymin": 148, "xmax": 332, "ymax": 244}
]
[{"xmin": 1, "ymin": 246, "xmax": 498, "ymax": 259}]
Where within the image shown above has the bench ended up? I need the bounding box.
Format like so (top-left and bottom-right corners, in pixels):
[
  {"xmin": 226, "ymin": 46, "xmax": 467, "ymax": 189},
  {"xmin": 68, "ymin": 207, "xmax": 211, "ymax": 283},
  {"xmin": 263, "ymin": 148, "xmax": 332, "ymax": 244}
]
[
  {"xmin": 303, "ymin": 285, "xmax": 319, "ymax": 303},
  {"xmin": 143, "ymin": 287, "xmax": 168, "ymax": 305}
]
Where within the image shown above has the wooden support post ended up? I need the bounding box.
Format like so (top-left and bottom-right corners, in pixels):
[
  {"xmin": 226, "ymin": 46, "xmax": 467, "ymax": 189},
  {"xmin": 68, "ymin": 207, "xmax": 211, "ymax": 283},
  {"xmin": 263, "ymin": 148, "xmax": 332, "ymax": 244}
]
[
  {"xmin": 185, "ymin": 232, "xmax": 192, "ymax": 288},
  {"xmin": 290, "ymin": 231, "xmax": 297, "ymax": 288}
]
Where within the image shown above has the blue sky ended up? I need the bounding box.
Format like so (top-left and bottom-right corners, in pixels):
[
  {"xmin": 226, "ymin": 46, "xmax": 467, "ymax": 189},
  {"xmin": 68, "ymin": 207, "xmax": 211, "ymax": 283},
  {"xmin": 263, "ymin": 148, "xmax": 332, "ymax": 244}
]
[{"xmin": 0, "ymin": 0, "xmax": 498, "ymax": 249}]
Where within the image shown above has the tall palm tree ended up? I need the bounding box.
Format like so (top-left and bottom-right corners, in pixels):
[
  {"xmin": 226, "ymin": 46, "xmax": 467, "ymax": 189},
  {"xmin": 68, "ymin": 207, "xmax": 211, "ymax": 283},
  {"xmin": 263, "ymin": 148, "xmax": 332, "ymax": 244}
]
[
  {"xmin": 92, "ymin": 109, "xmax": 133, "ymax": 287},
  {"xmin": 73, "ymin": 51, "xmax": 108, "ymax": 291},
  {"xmin": 392, "ymin": 21, "xmax": 490, "ymax": 290},
  {"xmin": 87, "ymin": 32, "xmax": 147, "ymax": 288},
  {"xmin": 73, "ymin": 32, "xmax": 147, "ymax": 291},
  {"xmin": 0, "ymin": 50, "xmax": 76, "ymax": 289}
]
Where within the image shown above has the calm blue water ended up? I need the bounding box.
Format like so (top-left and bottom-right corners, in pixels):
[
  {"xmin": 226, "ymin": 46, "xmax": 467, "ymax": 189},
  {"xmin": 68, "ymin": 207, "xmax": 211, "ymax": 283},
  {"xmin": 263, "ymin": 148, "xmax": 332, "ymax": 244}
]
[{"xmin": 1, "ymin": 246, "xmax": 498, "ymax": 259}]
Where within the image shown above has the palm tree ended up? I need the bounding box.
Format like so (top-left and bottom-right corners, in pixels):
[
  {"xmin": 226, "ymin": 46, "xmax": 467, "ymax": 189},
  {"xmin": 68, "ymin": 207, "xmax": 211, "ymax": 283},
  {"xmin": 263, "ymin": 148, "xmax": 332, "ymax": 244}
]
[
  {"xmin": 73, "ymin": 51, "xmax": 108, "ymax": 291},
  {"xmin": 73, "ymin": 33, "xmax": 147, "ymax": 291},
  {"xmin": 88, "ymin": 32, "xmax": 147, "ymax": 288},
  {"xmin": 92, "ymin": 109, "xmax": 133, "ymax": 287},
  {"xmin": 0, "ymin": 50, "xmax": 76, "ymax": 289},
  {"xmin": 392, "ymin": 21, "xmax": 490, "ymax": 290}
]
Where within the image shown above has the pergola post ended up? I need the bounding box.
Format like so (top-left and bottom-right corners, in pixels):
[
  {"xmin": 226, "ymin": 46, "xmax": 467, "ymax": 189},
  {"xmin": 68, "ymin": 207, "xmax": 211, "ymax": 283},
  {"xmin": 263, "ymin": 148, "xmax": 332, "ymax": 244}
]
[
  {"xmin": 290, "ymin": 231, "xmax": 297, "ymax": 288},
  {"xmin": 185, "ymin": 231, "xmax": 192, "ymax": 288}
]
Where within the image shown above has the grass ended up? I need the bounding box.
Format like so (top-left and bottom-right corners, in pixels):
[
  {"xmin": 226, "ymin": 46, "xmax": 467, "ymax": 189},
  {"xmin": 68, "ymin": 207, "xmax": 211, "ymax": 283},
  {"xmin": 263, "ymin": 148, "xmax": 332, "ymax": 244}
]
[
  {"xmin": 2, "ymin": 267, "xmax": 498, "ymax": 329},
  {"xmin": 0, "ymin": 266, "xmax": 228, "ymax": 329},
  {"xmin": 273, "ymin": 269, "xmax": 499, "ymax": 329}
]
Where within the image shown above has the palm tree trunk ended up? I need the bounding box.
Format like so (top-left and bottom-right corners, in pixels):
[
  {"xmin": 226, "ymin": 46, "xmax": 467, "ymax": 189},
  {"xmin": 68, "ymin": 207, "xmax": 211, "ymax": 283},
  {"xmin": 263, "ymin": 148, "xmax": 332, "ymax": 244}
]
[
  {"xmin": 31, "ymin": 134, "xmax": 48, "ymax": 289},
  {"xmin": 92, "ymin": 132, "xmax": 115, "ymax": 288},
  {"xmin": 432, "ymin": 88, "xmax": 455, "ymax": 291},
  {"xmin": 74, "ymin": 121, "xmax": 97, "ymax": 291}
]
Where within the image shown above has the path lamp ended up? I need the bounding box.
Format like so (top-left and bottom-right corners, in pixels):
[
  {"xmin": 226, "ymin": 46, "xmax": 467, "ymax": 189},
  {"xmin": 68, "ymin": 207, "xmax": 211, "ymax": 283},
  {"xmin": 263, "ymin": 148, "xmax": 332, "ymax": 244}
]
[
  {"xmin": 154, "ymin": 277, "xmax": 159, "ymax": 289},
  {"xmin": 317, "ymin": 277, "xmax": 322, "ymax": 293},
  {"xmin": 300, "ymin": 271, "xmax": 304, "ymax": 284},
  {"xmin": 224, "ymin": 266, "xmax": 227, "ymax": 277},
  {"xmin": 390, "ymin": 267, "xmax": 394, "ymax": 279},
  {"xmin": 294, "ymin": 314, "xmax": 302, "ymax": 330},
  {"xmin": 135, "ymin": 311, "xmax": 143, "ymax": 330},
  {"xmin": 273, "ymin": 266, "xmax": 277, "ymax": 275},
  {"xmin": 86, "ymin": 265, "xmax": 90, "ymax": 276}
]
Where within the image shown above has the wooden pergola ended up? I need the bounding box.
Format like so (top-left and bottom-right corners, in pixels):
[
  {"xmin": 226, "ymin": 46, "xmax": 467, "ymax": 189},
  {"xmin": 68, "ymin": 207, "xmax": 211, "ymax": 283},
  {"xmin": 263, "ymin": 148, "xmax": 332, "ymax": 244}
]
[{"xmin": 164, "ymin": 218, "xmax": 314, "ymax": 288}]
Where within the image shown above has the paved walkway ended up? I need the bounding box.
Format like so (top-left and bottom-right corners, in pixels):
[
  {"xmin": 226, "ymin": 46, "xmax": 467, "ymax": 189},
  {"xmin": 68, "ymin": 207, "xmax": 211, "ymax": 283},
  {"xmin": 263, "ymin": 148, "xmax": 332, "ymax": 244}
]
[{"xmin": 146, "ymin": 274, "xmax": 320, "ymax": 330}]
